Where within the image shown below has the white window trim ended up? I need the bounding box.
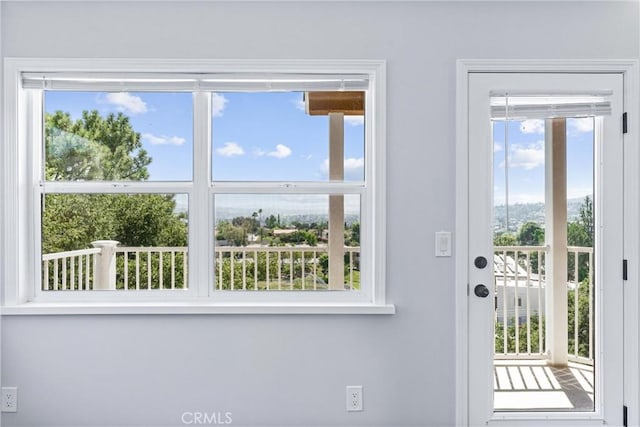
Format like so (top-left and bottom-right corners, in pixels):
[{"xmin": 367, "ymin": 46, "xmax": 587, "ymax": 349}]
[{"xmin": 2, "ymin": 58, "xmax": 394, "ymax": 315}]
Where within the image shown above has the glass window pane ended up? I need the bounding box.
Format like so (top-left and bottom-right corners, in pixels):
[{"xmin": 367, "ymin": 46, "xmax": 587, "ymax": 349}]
[
  {"xmin": 492, "ymin": 117, "xmax": 596, "ymax": 412},
  {"xmin": 41, "ymin": 193, "xmax": 189, "ymax": 290},
  {"xmin": 44, "ymin": 91, "xmax": 193, "ymax": 181},
  {"xmin": 213, "ymin": 194, "xmax": 361, "ymax": 291},
  {"xmin": 211, "ymin": 92, "xmax": 365, "ymax": 182}
]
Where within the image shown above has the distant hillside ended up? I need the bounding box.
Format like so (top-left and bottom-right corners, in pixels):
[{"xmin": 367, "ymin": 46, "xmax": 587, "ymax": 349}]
[
  {"xmin": 215, "ymin": 209, "xmax": 360, "ymax": 227},
  {"xmin": 494, "ymin": 196, "xmax": 590, "ymax": 233}
]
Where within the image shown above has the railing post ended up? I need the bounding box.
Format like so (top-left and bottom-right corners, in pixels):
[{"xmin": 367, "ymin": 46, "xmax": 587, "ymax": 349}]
[{"xmin": 91, "ymin": 240, "xmax": 120, "ymax": 290}]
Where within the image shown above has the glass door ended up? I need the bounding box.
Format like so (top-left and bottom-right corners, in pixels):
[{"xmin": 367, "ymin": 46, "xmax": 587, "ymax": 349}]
[{"xmin": 467, "ymin": 72, "xmax": 624, "ymax": 425}]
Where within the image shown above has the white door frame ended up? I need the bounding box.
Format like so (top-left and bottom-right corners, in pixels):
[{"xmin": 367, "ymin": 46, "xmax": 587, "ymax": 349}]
[{"xmin": 455, "ymin": 60, "xmax": 640, "ymax": 426}]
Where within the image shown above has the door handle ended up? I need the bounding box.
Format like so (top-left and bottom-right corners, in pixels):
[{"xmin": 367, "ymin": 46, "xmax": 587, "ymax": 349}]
[{"xmin": 474, "ymin": 284, "xmax": 490, "ymax": 298}]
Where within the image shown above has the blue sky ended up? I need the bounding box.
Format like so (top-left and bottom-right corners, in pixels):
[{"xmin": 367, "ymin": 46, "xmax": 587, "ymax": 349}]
[
  {"xmin": 45, "ymin": 91, "xmax": 365, "ymax": 182},
  {"xmin": 212, "ymin": 92, "xmax": 365, "ymax": 181},
  {"xmin": 46, "ymin": 91, "xmax": 594, "ymax": 214},
  {"xmin": 493, "ymin": 118, "xmax": 594, "ymax": 205},
  {"xmin": 45, "ymin": 91, "xmax": 365, "ymax": 219}
]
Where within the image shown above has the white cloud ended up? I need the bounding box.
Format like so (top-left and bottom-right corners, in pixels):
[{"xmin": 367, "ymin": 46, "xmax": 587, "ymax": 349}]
[
  {"xmin": 509, "ymin": 141, "xmax": 545, "ymax": 170},
  {"xmin": 494, "ymin": 142, "xmax": 503, "ymax": 152},
  {"xmin": 520, "ymin": 119, "xmax": 545, "ymax": 134},
  {"xmin": 320, "ymin": 157, "xmax": 365, "ymax": 177},
  {"xmin": 515, "ymin": 118, "xmax": 593, "ymax": 135},
  {"xmin": 294, "ymin": 98, "xmax": 306, "ymax": 112},
  {"xmin": 212, "ymin": 93, "xmax": 229, "ymax": 117},
  {"xmin": 141, "ymin": 133, "xmax": 186, "ymax": 146},
  {"xmin": 344, "ymin": 157, "xmax": 365, "ymax": 172},
  {"xmin": 569, "ymin": 117, "xmax": 594, "ymax": 133},
  {"xmin": 344, "ymin": 116, "xmax": 365, "ymax": 126},
  {"xmin": 105, "ymin": 92, "xmax": 147, "ymax": 114},
  {"xmin": 216, "ymin": 142, "xmax": 245, "ymax": 157},
  {"xmin": 267, "ymin": 144, "xmax": 292, "ymax": 159}
]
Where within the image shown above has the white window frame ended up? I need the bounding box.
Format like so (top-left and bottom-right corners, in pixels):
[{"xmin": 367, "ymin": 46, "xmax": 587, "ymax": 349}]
[{"xmin": 2, "ymin": 58, "xmax": 394, "ymax": 315}]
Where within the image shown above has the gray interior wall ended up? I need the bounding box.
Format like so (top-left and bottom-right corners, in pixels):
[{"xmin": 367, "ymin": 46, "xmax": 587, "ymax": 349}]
[{"xmin": 1, "ymin": 2, "xmax": 638, "ymax": 426}]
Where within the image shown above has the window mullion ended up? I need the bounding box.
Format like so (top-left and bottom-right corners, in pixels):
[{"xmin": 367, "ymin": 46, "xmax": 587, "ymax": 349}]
[
  {"xmin": 211, "ymin": 182, "xmax": 365, "ymax": 194},
  {"xmin": 41, "ymin": 181, "xmax": 193, "ymax": 193},
  {"xmin": 192, "ymin": 91, "xmax": 212, "ymax": 298},
  {"xmin": 29, "ymin": 89, "xmax": 44, "ymax": 303}
]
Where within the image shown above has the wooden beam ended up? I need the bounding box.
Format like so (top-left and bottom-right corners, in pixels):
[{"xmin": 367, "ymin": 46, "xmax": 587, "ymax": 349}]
[
  {"xmin": 328, "ymin": 113, "xmax": 345, "ymax": 290},
  {"xmin": 305, "ymin": 91, "xmax": 364, "ymax": 116},
  {"xmin": 545, "ymin": 118, "xmax": 569, "ymax": 367}
]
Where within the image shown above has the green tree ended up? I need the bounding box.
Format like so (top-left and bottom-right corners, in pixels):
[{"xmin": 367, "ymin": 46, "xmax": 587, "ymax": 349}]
[
  {"xmin": 568, "ymin": 278, "xmax": 592, "ymax": 358},
  {"xmin": 216, "ymin": 221, "xmax": 247, "ymax": 246},
  {"xmin": 348, "ymin": 222, "xmax": 360, "ymax": 246},
  {"xmin": 495, "ymin": 315, "xmax": 544, "ymax": 354},
  {"xmin": 257, "ymin": 208, "xmax": 263, "ymax": 241},
  {"xmin": 46, "ymin": 110, "xmax": 151, "ymax": 181},
  {"xmin": 567, "ymin": 196, "xmax": 594, "ymax": 282},
  {"xmin": 42, "ymin": 111, "xmax": 187, "ymax": 252},
  {"xmin": 568, "ymin": 196, "xmax": 593, "ymax": 248},
  {"xmin": 42, "ymin": 194, "xmax": 115, "ymax": 253},
  {"xmin": 278, "ymin": 230, "xmax": 318, "ymax": 246},
  {"xmin": 232, "ymin": 216, "xmax": 258, "ymax": 235},
  {"xmin": 566, "ymin": 198, "xmax": 594, "ymax": 357},
  {"xmin": 265, "ymin": 214, "xmax": 278, "ymax": 229},
  {"xmin": 251, "ymin": 212, "xmax": 259, "ymax": 233},
  {"xmin": 304, "ymin": 231, "xmax": 318, "ymax": 246},
  {"xmin": 494, "ymin": 232, "xmax": 517, "ymax": 246},
  {"xmin": 517, "ymin": 222, "xmax": 544, "ymax": 246},
  {"xmin": 579, "ymin": 195, "xmax": 594, "ymax": 242},
  {"xmin": 112, "ymin": 194, "xmax": 187, "ymax": 247}
]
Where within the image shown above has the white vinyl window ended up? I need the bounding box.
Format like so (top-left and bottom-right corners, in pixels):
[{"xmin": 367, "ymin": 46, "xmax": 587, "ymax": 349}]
[{"xmin": 2, "ymin": 59, "xmax": 392, "ymax": 314}]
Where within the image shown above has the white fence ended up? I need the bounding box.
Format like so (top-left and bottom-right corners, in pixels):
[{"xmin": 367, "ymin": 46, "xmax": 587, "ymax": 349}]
[
  {"xmin": 42, "ymin": 247, "xmax": 101, "ymax": 290},
  {"xmin": 215, "ymin": 246, "xmax": 360, "ymax": 291},
  {"xmin": 42, "ymin": 243, "xmax": 360, "ymax": 292},
  {"xmin": 493, "ymin": 245, "xmax": 593, "ymax": 364}
]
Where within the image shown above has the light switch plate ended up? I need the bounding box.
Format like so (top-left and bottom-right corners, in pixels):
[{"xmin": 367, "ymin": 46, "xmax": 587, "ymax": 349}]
[{"xmin": 435, "ymin": 231, "xmax": 452, "ymax": 257}]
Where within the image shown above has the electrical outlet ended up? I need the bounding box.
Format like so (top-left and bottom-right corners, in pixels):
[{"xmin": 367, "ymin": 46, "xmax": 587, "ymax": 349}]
[
  {"xmin": 1, "ymin": 387, "xmax": 17, "ymax": 412},
  {"xmin": 346, "ymin": 385, "xmax": 363, "ymax": 411}
]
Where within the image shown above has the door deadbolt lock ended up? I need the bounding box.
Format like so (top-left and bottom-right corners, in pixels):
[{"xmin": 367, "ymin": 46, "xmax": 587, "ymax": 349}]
[
  {"xmin": 474, "ymin": 284, "xmax": 490, "ymax": 298},
  {"xmin": 474, "ymin": 256, "xmax": 488, "ymax": 269}
]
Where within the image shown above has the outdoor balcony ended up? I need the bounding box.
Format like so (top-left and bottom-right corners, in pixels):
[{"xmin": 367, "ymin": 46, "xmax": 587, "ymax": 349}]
[{"xmin": 493, "ymin": 245, "xmax": 594, "ymax": 412}]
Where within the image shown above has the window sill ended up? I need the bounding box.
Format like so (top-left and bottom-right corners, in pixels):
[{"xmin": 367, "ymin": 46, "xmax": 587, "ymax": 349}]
[{"xmin": 0, "ymin": 302, "xmax": 396, "ymax": 315}]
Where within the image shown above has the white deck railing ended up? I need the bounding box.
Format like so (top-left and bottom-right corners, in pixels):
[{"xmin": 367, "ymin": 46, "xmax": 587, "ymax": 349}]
[
  {"xmin": 42, "ymin": 247, "xmax": 101, "ymax": 290},
  {"xmin": 494, "ymin": 245, "xmax": 593, "ymax": 364},
  {"xmin": 567, "ymin": 245, "xmax": 594, "ymax": 363},
  {"xmin": 214, "ymin": 246, "xmax": 360, "ymax": 291},
  {"xmin": 42, "ymin": 243, "xmax": 360, "ymax": 292},
  {"xmin": 115, "ymin": 246, "xmax": 188, "ymax": 290}
]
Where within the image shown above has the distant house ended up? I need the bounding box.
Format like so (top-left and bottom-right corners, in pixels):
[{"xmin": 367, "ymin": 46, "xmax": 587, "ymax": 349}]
[
  {"xmin": 493, "ymin": 251, "xmax": 585, "ymax": 325},
  {"xmin": 494, "ymin": 253, "xmax": 546, "ymax": 324},
  {"xmin": 273, "ymin": 229, "xmax": 298, "ymax": 237}
]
